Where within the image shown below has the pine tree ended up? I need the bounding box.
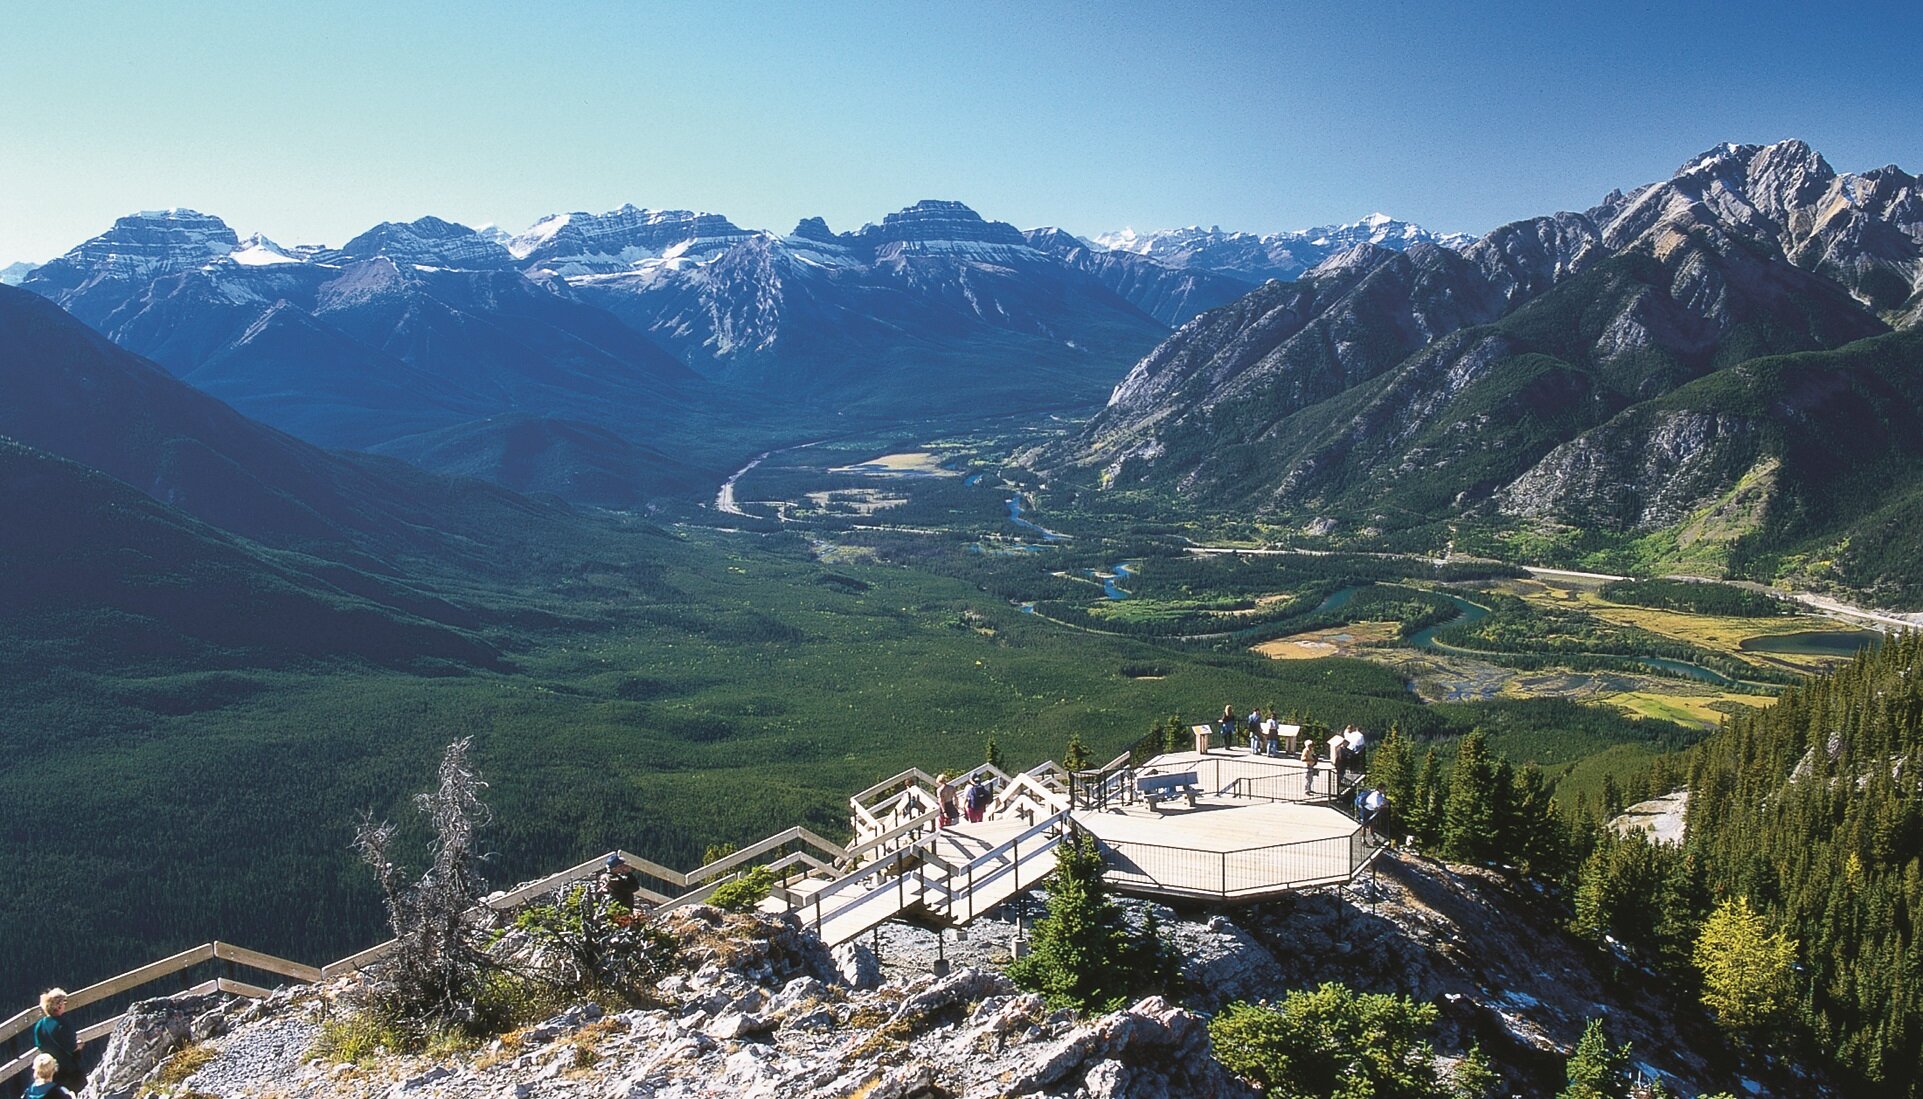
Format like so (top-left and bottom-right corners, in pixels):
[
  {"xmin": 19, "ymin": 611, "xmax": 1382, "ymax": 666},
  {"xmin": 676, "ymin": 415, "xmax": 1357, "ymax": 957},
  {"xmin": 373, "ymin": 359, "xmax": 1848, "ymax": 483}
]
[
  {"xmin": 1368, "ymin": 724, "xmax": 1415, "ymax": 808},
  {"xmin": 1062, "ymin": 731, "xmax": 1090, "ymax": 774},
  {"xmin": 1008, "ymin": 833, "xmax": 1166, "ymax": 1013},
  {"xmin": 1409, "ymin": 748, "xmax": 1445, "ymax": 849},
  {"xmin": 1443, "ymin": 730, "xmax": 1500, "ymax": 863},
  {"xmin": 985, "ymin": 734, "xmax": 1004, "ymax": 773},
  {"xmin": 1507, "ymin": 762, "xmax": 1569, "ymax": 879},
  {"xmin": 1559, "ymin": 1017, "xmax": 1633, "ymax": 1099}
]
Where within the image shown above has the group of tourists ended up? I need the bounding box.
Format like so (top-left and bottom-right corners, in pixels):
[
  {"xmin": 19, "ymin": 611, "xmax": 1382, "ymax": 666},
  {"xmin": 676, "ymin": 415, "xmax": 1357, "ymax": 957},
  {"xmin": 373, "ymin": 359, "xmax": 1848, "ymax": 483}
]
[
  {"xmin": 934, "ymin": 773, "xmax": 993, "ymax": 827},
  {"xmin": 23, "ymin": 988, "xmax": 86, "ymax": 1098},
  {"xmin": 1217, "ymin": 704, "xmax": 1300, "ymax": 756},
  {"xmin": 1216, "ymin": 706, "xmax": 1370, "ymax": 798}
]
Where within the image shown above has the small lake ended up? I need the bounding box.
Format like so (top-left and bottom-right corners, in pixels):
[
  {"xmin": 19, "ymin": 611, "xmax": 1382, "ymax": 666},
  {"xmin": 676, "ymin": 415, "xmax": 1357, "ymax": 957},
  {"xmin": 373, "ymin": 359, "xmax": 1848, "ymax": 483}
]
[{"xmin": 1739, "ymin": 630, "xmax": 1882, "ymax": 656}]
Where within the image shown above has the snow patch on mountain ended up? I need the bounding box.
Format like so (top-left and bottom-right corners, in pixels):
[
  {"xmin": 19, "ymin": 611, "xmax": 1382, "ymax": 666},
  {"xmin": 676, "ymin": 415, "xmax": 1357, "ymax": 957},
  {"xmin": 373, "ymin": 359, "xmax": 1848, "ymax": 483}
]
[{"xmin": 1093, "ymin": 214, "xmax": 1473, "ymax": 283}]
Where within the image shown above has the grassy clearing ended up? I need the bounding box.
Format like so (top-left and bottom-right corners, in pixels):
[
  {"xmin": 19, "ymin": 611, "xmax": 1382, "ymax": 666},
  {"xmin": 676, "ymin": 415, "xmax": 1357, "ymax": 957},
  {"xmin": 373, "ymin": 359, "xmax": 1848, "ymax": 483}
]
[
  {"xmin": 1497, "ymin": 576, "xmax": 1852, "ymax": 674},
  {"xmin": 1252, "ymin": 621, "xmax": 1403, "ymax": 661},
  {"xmin": 1607, "ymin": 689, "xmax": 1770, "ymax": 730}
]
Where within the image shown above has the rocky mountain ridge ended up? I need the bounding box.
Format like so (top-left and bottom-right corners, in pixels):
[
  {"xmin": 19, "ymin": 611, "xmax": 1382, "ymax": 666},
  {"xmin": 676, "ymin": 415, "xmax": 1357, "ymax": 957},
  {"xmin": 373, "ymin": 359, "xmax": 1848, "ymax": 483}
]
[
  {"xmin": 1066, "ymin": 139, "xmax": 1923, "ymax": 600},
  {"xmin": 1094, "ymin": 213, "xmax": 1477, "ymax": 284}
]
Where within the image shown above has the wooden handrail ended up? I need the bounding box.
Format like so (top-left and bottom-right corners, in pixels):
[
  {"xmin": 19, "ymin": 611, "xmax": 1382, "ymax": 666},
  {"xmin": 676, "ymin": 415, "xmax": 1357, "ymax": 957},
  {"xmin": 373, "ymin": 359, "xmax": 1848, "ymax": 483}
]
[{"xmin": 212, "ymin": 942, "xmax": 321, "ymax": 984}]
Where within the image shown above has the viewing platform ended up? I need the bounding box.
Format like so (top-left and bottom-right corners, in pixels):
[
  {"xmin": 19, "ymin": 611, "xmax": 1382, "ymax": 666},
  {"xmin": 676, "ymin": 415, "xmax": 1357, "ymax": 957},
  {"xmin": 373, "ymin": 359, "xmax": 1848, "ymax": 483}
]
[{"xmin": 3, "ymin": 727, "xmax": 1381, "ymax": 1089}]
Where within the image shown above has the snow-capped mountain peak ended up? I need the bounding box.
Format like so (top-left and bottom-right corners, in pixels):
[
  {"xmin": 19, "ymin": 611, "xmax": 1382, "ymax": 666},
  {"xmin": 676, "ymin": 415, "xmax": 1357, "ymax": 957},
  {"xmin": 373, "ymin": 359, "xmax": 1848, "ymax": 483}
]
[{"xmin": 1088, "ymin": 214, "xmax": 1470, "ymax": 284}]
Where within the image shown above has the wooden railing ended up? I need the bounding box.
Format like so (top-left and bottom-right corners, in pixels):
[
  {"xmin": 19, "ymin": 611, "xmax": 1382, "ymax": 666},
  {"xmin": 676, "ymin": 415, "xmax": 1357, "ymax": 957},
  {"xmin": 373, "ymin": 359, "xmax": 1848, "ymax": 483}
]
[
  {"xmin": 0, "ymin": 941, "xmax": 324, "ymax": 1087},
  {"xmin": 0, "ymin": 750, "xmax": 1087, "ymax": 1087}
]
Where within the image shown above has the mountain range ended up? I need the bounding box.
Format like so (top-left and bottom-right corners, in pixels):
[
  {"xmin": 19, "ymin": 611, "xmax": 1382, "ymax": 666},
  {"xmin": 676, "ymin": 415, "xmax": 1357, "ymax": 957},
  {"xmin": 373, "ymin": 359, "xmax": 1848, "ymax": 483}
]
[
  {"xmin": 1064, "ymin": 140, "xmax": 1923, "ymax": 600},
  {"xmin": 14, "ymin": 201, "xmax": 1467, "ymax": 505}
]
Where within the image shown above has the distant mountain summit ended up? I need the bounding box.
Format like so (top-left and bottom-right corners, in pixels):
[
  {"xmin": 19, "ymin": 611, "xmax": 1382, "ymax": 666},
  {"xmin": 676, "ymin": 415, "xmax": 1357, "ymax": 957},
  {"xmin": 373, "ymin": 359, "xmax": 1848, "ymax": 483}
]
[{"xmin": 1093, "ymin": 214, "xmax": 1476, "ymax": 284}]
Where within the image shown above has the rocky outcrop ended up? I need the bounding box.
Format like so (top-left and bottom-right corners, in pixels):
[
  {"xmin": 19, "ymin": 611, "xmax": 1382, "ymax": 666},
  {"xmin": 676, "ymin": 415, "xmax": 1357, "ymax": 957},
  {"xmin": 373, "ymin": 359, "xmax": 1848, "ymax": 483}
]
[
  {"xmin": 1496, "ymin": 409, "xmax": 1765, "ymax": 531},
  {"xmin": 84, "ymin": 989, "xmax": 229, "ymax": 1099}
]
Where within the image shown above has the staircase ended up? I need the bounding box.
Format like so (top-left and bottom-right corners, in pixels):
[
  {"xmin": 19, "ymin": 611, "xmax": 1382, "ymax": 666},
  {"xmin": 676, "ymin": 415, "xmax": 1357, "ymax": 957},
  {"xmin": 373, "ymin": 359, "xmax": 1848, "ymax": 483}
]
[{"xmin": 780, "ymin": 762, "xmax": 1074, "ymax": 946}]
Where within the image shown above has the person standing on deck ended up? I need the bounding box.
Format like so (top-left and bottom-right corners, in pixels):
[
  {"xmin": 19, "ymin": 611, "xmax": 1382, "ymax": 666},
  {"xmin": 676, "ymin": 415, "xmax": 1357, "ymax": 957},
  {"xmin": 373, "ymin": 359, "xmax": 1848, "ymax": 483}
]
[
  {"xmin": 33, "ymin": 989, "xmax": 85, "ymax": 1094},
  {"xmin": 1344, "ymin": 726, "xmax": 1366, "ymax": 774},
  {"xmin": 936, "ymin": 773, "xmax": 960, "ymax": 828},
  {"xmin": 1246, "ymin": 708, "xmax": 1262, "ymax": 750},
  {"xmin": 1300, "ymin": 739, "xmax": 1319, "ymax": 797},
  {"xmin": 1220, "ymin": 704, "xmax": 1237, "ymax": 748}
]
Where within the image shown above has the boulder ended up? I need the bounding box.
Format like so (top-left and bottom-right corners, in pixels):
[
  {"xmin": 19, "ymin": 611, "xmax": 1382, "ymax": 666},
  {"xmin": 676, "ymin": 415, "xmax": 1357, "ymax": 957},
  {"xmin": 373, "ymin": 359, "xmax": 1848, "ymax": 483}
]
[{"xmin": 84, "ymin": 990, "xmax": 227, "ymax": 1099}]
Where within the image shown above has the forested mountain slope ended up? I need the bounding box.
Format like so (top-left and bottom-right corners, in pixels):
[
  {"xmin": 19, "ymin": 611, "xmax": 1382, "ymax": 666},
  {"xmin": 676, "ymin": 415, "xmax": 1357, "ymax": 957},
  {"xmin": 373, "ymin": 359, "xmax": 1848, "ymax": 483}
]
[{"xmin": 1684, "ymin": 634, "xmax": 1923, "ymax": 1091}]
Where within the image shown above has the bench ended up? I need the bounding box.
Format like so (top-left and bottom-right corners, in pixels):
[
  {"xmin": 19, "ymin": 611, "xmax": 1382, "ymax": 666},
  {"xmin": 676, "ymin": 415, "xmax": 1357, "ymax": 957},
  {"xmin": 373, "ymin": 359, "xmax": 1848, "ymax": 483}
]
[{"xmin": 1136, "ymin": 770, "xmax": 1201, "ymax": 811}]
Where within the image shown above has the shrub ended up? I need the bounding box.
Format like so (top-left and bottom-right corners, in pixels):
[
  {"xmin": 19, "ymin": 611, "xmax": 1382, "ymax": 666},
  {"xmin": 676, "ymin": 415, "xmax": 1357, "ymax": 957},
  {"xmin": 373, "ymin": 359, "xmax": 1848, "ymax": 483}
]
[
  {"xmin": 1210, "ymin": 985, "xmax": 1495, "ymax": 1099},
  {"xmin": 708, "ymin": 865, "xmax": 775, "ymax": 913}
]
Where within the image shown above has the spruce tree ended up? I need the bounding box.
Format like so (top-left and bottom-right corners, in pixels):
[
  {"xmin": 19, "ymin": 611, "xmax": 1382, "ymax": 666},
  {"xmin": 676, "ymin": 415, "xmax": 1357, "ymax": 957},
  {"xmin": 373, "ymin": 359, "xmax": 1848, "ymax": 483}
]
[
  {"xmin": 1442, "ymin": 730, "xmax": 1500, "ymax": 863},
  {"xmin": 1008, "ymin": 833, "xmax": 1167, "ymax": 1013},
  {"xmin": 1559, "ymin": 1018, "xmax": 1633, "ymax": 1099},
  {"xmin": 1693, "ymin": 896, "xmax": 1797, "ymax": 1037},
  {"xmin": 985, "ymin": 734, "xmax": 1005, "ymax": 773},
  {"xmin": 1062, "ymin": 730, "xmax": 1091, "ymax": 774},
  {"xmin": 1409, "ymin": 748, "xmax": 1445, "ymax": 849}
]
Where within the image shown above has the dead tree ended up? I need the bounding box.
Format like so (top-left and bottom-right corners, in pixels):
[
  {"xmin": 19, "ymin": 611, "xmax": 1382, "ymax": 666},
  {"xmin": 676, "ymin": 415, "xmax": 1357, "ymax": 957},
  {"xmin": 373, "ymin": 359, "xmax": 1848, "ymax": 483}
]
[{"xmin": 354, "ymin": 736, "xmax": 497, "ymax": 1029}]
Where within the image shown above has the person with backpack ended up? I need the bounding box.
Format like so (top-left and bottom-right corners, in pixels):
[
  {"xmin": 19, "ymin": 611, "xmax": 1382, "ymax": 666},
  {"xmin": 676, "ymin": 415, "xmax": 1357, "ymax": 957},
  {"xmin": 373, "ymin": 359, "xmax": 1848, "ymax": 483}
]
[
  {"xmin": 965, "ymin": 777, "xmax": 990, "ymax": 823},
  {"xmin": 24, "ymin": 1054, "xmax": 74, "ymax": 1099}
]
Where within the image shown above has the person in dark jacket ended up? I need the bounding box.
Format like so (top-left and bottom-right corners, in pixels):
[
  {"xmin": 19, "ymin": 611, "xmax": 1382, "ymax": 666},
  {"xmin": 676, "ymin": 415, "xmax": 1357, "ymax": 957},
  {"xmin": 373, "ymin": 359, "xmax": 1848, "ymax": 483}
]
[
  {"xmin": 24, "ymin": 1053, "xmax": 74, "ymax": 1099},
  {"xmin": 32, "ymin": 989, "xmax": 84, "ymax": 1092},
  {"xmin": 602, "ymin": 854, "xmax": 641, "ymax": 911}
]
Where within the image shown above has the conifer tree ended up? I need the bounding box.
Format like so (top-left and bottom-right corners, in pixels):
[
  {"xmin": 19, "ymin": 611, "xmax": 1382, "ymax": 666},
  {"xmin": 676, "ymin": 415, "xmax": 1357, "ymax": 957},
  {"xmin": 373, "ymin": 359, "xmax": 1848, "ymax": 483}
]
[
  {"xmin": 1062, "ymin": 731, "xmax": 1090, "ymax": 773},
  {"xmin": 1507, "ymin": 762, "xmax": 1569, "ymax": 879},
  {"xmin": 1409, "ymin": 748, "xmax": 1445, "ymax": 848},
  {"xmin": 1559, "ymin": 1018, "xmax": 1633, "ymax": 1099},
  {"xmin": 1693, "ymin": 896, "xmax": 1797, "ymax": 1037},
  {"xmin": 1008, "ymin": 833, "xmax": 1169, "ymax": 1012},
  {"xmin": 1443, "ymin": 730, "xmax": 1500, "ymax": 862},
  {"xmin": 985, "ymin": 734, "xmax": 1004, "ymax": 773},
  {"xmin": 1368, "ymin": 724, "xmax": 1415, "ymax": 809}
]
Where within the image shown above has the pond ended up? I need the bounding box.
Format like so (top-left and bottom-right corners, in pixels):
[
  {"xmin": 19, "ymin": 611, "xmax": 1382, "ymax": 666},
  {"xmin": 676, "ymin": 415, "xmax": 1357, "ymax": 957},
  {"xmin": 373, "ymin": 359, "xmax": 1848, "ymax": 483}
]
[{"xmin": 1739, "ymin": 630, "xmax": 1882, "ymax": 657}]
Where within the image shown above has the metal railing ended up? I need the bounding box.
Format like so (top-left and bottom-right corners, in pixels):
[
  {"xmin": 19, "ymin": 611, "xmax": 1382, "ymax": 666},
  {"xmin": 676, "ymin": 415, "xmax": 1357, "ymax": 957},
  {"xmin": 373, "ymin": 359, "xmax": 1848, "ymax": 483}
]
[{"xmin": 1093, "ymin": 828, "xmax": 1370, "ymax": 901}]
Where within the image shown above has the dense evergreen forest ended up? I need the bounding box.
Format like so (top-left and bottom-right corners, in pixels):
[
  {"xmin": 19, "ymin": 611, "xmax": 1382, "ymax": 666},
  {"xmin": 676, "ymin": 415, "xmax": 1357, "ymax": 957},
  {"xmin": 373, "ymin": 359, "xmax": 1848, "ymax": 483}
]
[
  {"xmin": 1373, "ymin": 635, "xmax": 1923, "ymax": 1094},
  {"xmin": 1686, "ymin": 633, "xmax": 1923, "ymax": 1090}
]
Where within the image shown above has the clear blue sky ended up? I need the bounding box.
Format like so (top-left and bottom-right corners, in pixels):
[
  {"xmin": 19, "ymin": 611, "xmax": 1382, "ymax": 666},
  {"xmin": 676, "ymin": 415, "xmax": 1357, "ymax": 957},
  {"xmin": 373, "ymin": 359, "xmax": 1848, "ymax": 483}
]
[{"xmin": 3, "ymin": 1, "xmax": 1920, "ymax": 265}]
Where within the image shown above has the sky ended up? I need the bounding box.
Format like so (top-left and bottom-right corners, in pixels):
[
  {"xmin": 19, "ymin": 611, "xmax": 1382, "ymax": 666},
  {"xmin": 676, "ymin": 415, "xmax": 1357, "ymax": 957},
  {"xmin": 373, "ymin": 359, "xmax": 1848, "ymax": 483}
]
[{"xmin": 3, "ymin": 0, "xmax": 1921, "ymax": 266}]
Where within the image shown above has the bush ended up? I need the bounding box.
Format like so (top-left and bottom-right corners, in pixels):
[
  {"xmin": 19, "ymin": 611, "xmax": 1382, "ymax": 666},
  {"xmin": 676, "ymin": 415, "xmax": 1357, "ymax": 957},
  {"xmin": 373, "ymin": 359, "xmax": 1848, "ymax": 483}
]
[
  {"xmin": 1209, "ymin": 984, "xmax": 1495, "ymax": 1099},
  {"xmin": 708, "ymin": 865, "xmax": 775, "ymax": 913}
]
